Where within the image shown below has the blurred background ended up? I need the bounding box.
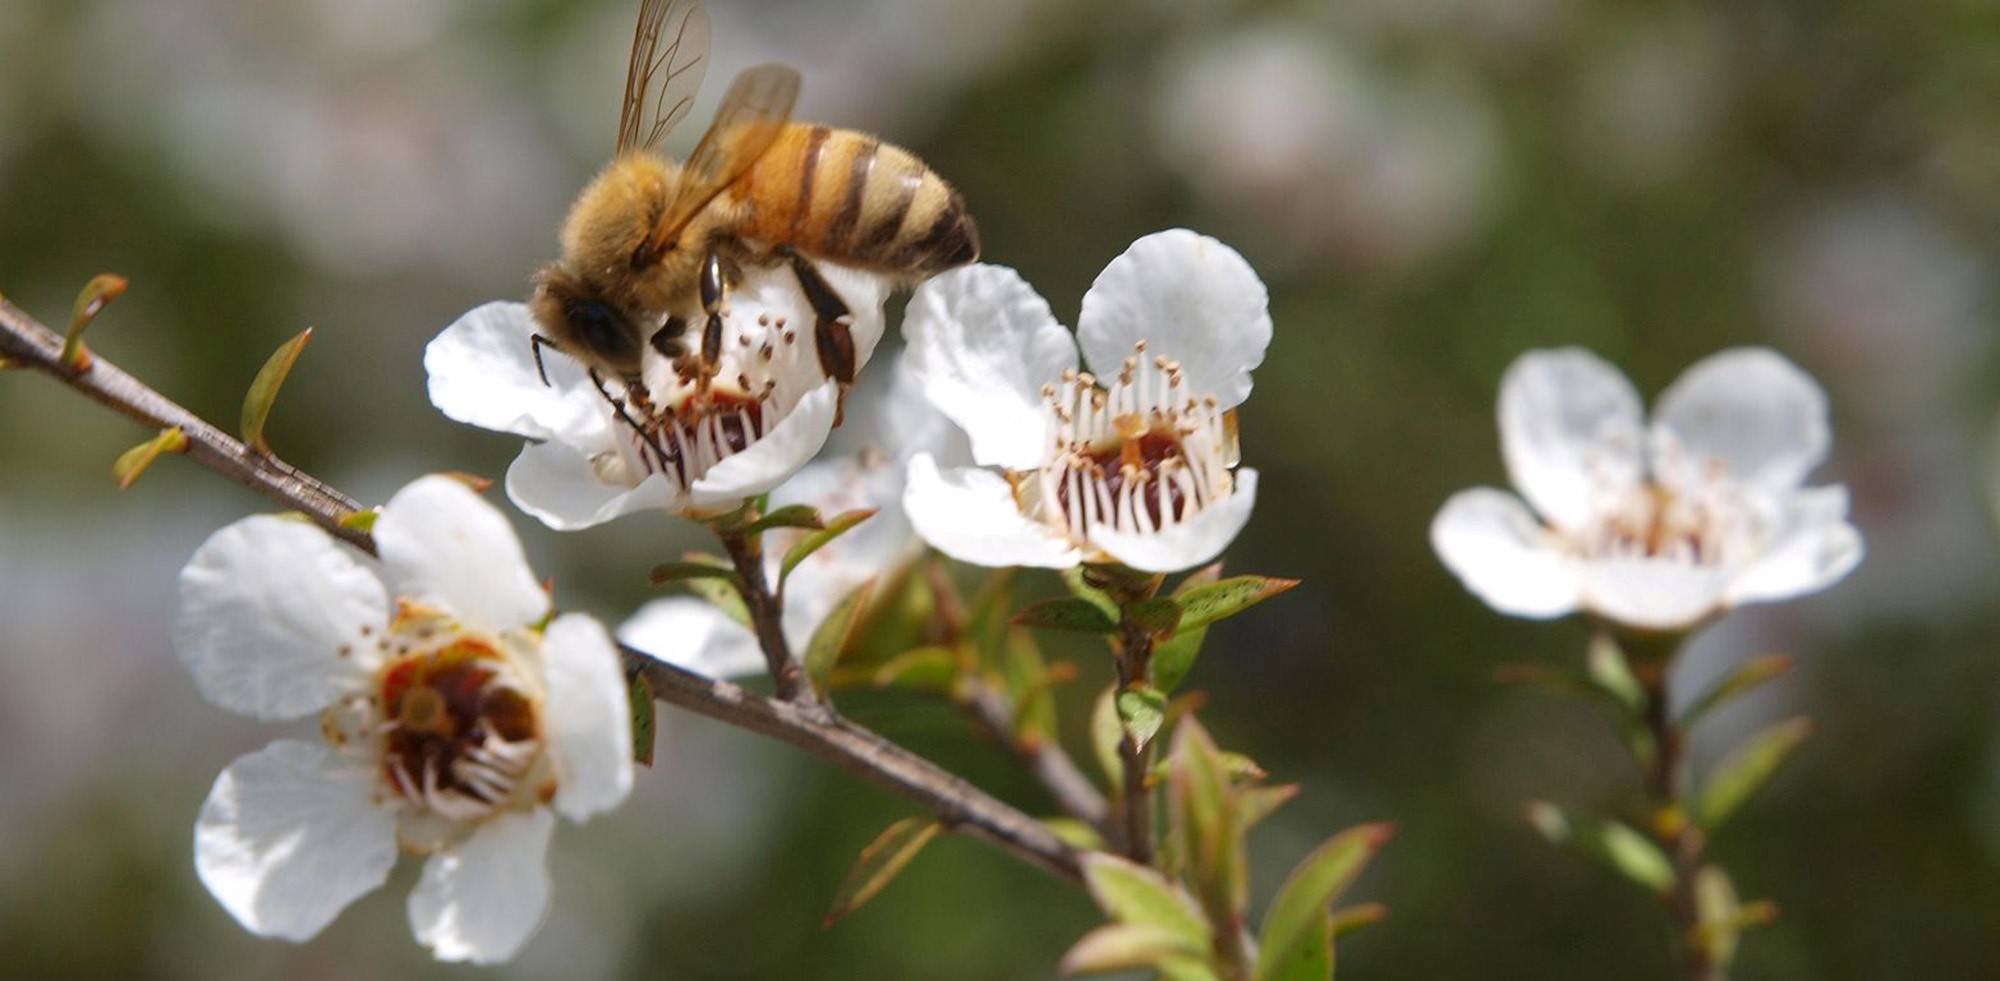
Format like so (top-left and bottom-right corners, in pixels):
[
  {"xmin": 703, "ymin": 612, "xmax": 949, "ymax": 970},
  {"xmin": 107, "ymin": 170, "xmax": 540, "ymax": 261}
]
[{"xmin": 2, "ymin": 0, "xmax": 1997, "ymax": 977}]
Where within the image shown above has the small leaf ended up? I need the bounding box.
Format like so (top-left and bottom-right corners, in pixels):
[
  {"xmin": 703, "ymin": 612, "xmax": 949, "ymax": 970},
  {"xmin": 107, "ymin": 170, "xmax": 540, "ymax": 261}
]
[
  {"xmin": 1041, "ymin": 817, "xmax": 1109, "ymax": 852},
  {"xmin": 337, "ymin": 508, "xmax": 381, "ymax": 533},
  {"xmin": 111, "ymin": 426, "xmax": 187, "ymax": 489},
  {"xmin": 1585, "ymin": 632, "xmax": 1646, "ymax": 714},
  {"xmin": 1153, "ymin": 622, "xmax": 1210, "ymax": 694},
  {"xmin": 63, "ymin": 272, "xmax": 127, "ymax": 369},
  {"xmin": 1238, "ymin": 784, "xmax": 1301, "ymax": 829},
  {"xmin": 683, "ymin": 567, "xmax": 751, "ymax": 629},
  {"xmin": 649, "ymin": 561, "xmax": 743, "ymax": 587},
  {"xmin": 1062, "ymin": 565, "xmax": 1122, "ymax": 622},
  {"xmin": 871, "ymin": 646, "xmax": 959, "ymax": 690},
  {"xmin": 1124, "ymin": 597, "xmax": 1184, "ymax": 637},
  {"xmin": 1175, "ymin": 576, "xmax": 1300, "ymax": 633},
  {"xmin": 1002, "ymin": 628, "xmax": 1059, "ymax": 742},
  {"xmin": 779, "ymin": 507, "xmax": 877, "ymax": 585},
  {"xmin": 435, "ymin": 470, "xmax": 494, "ymax": 492},
  {"xmin": 825, "ymin": 817, "xmax": 942, "ymax": 925},
  {"xmin": 1258, "ymin": 823, "xmax": 1395, "ymax": 980},
  {"xmin": 1060, "ymin": 923, "xmax": 1205, "ymax": 976},
  {"xmin": 1524, "ymin": 801, "xmax": 1674, "ymax": 894},
  {"xmin": 1014, "ymin": 597, "xmax": 1118, "ymax": 634},
  {"xmin": 627, "ymin": 672, "xmax": 656, "ymax": 766},
  {"xmin": 1116, "ymin": 685, "xmax": 1169, "ymax": 751},
  {"xmin": 1327, "ymin": 901, "xmax": 1388, "ymax": 938},
  {"xmin": 1172, "ymin": 562, "xmax": 1225, "ymax": 597},
  {"xmin": 1257, "ymin": 910, "xmax": 1331, "ymax": 981},
  {"xmin": 1091, "ymin": 686, "xmax": 1123, "ymax": 789},
  {"xmin": 1170, "ymin": 717, "xmax": 1244, "ymax": 917},
  {"xmin": 805, "ymin": 578, "xmax": 877, "ymax": 696},
  {"xmin": 1681, "ymin": 655, "xmax": 1795, "ymax": 726},
  {"xmin": 1697, "ymin": 716, "xmax": 1813, "ymax": 832},
  {"xmin": 745, "ymin": 503, "xmax": 825, "ymax": 534},
  {"xmin": 240, "ymin": 327, "xmax": 313, "ymax": 454},
  {"xmin": 1080, "ymin": 853, "xmax": 1211, "ymax": 943}
]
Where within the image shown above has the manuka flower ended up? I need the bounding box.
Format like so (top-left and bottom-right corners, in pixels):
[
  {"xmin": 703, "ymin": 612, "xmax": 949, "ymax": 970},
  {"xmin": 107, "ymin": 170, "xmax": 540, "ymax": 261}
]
[
  {"xmin": 427, "ymin": 263, "xmax": 890, "ymax": 529},
  {"xmin": 1431, "ymin": 347, "xmax": 1864, "ymax": 632},
  {"xmin": 899, "ymin": 229, "xmax": 1269, "ymax": 573},
  {"xmin": 174, "ymin": 476, "xmax": 632, "ymax": 963}
]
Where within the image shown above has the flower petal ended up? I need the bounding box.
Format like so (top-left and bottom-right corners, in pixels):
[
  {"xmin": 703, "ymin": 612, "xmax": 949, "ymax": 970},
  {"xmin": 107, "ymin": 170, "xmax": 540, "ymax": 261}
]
[
  {"xmin": 1724, "ymin": 486, "xmax": 1864, "ymax": 607},
  {"xmin": 407, "ymin": 808, "xmax": 556, "ymax": 965},
  {"xmin": 505, "ymin": 440, "xmax": 682, "ymax": 531},
  {"xmin": 1650, "ymin": 347, "xmax": 1833, "ymax": 498},
  {"xmin": 1430, "ymin": 488, "xmax": 1585, "ymax": 619},
  {"xmin": 1077, "ymin": 229, "xmax": 1272, "ymax": 410},
  {"xmin": 903, "ymin": 453, "xmax": 1081, "ymax": 568},
  {"xmin": 375, "ymin": 476, "xmax": 549, "ymax": 633},
  {"xmin": 1092, "ymin": 468, "xmax": 1261, "ymax": 573},
  {"xmin": 618, "ymin": 597, "xmax": 766, "ymax": 679},
  {"xmin": 425, "ymin": 302, "xmax": 610, "ymax": 444},
  {"xmin": 194, "ymin": 739, "xmax": 397, "ymax": 942},
  {"xmin": 175, "ymin": 515, "xmax": 385, "ymax": 720},
  {"xmin": 541, "ymin": 614, "xmax": 634, "ymax": 822},
  {"xmin": 1498, "ymin": 348, "xmax": 1646, "ymax": 532},
  {"xmin": 1580, "ymin": 558, "xmax": 1731, "ymax": 632},
  {"xmin": 902, "ymin": 264, "xmax": 1078, "ymax": 470},
  {"xmin": 687, "ymin": 382, "xmax": 840, "ymax": 512}
]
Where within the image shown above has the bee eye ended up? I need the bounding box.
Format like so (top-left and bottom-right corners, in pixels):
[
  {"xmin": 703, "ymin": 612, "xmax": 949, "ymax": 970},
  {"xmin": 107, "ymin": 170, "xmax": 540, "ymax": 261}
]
[{"xmin": 563, "ymin": 300, "xmax": 638, "ymax": 364}]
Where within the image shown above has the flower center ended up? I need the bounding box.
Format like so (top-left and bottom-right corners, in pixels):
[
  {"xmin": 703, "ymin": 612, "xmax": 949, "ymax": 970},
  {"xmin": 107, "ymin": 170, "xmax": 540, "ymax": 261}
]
[
  {"xmin": 371, "ymin": 637, "xmax": 544, "ymax": 828},
  {"xmin": 1032, "ymin": 342, "xmax": 1239, "ymax": 543},
  {"xmin": 1572, "ymin": 480, "xmax": 1759, "ymax": 568}
]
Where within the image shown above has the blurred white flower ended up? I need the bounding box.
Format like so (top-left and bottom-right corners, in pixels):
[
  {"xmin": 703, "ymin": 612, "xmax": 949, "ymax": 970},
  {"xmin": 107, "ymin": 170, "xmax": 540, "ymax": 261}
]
[
  {"xmin": 618, "ymin": 360, "xmax": 959, "ymax": 678},
  {"xmin": 426, "ymin": 264, "xmax": 890, "ymax": 530},
  {"xmin": 900, "ymin": 229, "xmax": 1268, "ymax": 574},
  {"xmin": 1432, "ymin": 347, "xmax": 1864, "ymax": 632},
  {"xmin": 174, "ymin": 476, "xmax": 632, "ymax": 964}
]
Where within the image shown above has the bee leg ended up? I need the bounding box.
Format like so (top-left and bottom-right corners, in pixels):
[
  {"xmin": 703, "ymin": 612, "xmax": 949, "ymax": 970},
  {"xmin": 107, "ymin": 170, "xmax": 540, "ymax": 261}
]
[
  {"xmin": 775, "ymin": 245, "xmax": 856, "ymax": 386},
  {"xmin": 699, "ymin": 251, "xmax": 728, "ymax": 373},
  {"xmin": 588, "ymin": 369, "xmax": 670, "ymax": 470},
  {"xmin": 530, "ymin": 333, "xmax": 561, "ymax": 387},
  {"xmin": 649, "ymin": 315, "xmax": 690, "ymax": 360}
]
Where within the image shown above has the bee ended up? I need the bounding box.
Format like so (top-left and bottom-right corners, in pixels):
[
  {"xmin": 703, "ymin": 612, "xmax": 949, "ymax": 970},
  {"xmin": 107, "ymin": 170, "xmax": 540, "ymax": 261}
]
[{"xmin": 530, "ymin": 0, "xmax": 979, "ymax": 399}]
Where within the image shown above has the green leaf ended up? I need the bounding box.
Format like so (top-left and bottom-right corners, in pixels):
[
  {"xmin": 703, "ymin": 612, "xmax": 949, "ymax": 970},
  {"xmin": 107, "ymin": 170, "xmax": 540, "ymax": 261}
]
[
  {"xmin": 337, "ymin": 507, "xmax": 380, "ymax": 533},
  {"xmin": 824, "ymin": 817, "xmax": 942, "ymax": 925},
  {"xmin": 1001, "ymin": 628, "xmax": 1058, "ymax": 742},
  {"xmin": 1257, "ymin": 910, "xmax": 1331, "ymax": 981},
  {"xmin": 1041, "ymin": 817, "xmax": 1109, "ymax": 852},
  {"xmin": 1124, "ymin": 597, "xmax": 1184, "ymax": 637},
  {"xmin": 1258, "ymin": 823, "xmax": 1393, "ymax": 981},
  {"xmin": 1091, "ymin": 686, "xmax": 1123, "ymax": 789},
  {"xmin": 870, "ymin": 646, "xmax": 960, "ymax": 690},
  {"xmin": 1116, "ymin": 685, "xmax": 1169, "ymax": 751},
  {"xmin": 111, "ymin": 426, "xmax": 187, "ymax": 489},
  {"xmin": 1175, "ymin": 576, "xmax": 1300, "ymax": 633},
  {"xmin": 62, "ymin": 272, "xmax": 127, "ymax": 369},
  {"xmin": 241, "ymin": 327, "xmax": 313, "ymax": 454},
  {"xmin": 1173, "ymin": 562, "xmax": 1225, "ymax": 597},
  {"xmin": 1585, "ymin": 633, "xmax": 1646, "ymax": 714},
  {"xmin": 1523, "ymin": 801, "xmax": 1674, "ymax": 894},
  {"xmin": 1697, "ymin": 716, "xmax": 1813, "ymax": 832},
  {"xmin": 805, "ymin": 578, "xmax": 877, "ymax": 696},
  {"xmin": 1061, "ymin": 565, "xmax": 1122, "ymax": 622},
  {"xmin": 683, "ymin": 571, "xmax": 751, "ymax": 629},
  {"xmin": 1681, "ymin": 655, "xmax": 1795, "ymax": 726},
  {"xmin": 648, "ymin": 561, "xmax": 742, "ymax": 586},
  {"xmin": 1080, "ymin": 853, "xmax": 1212, "ymax": 943},
  {"xmin": 1060, "ymin": 923, "xmax": 1206, "ymax": 976},
  {"xmin": 627, "ymin": 672, "xmax": 656, "ymax": 766},
  {"xmin": 1327, "ymin": 902, "xmax": 1388, "ymax": 938},
  {"xmin": 1238, "ymin": 784, "xmax": 1301, "ymax": 830},
  {"xmin": 1153, "ymin": 622, "xmax": 1210, "ymax": 695},
  {"xmin": 1170, "ymin": 717, "xmax": 1245, "ymax": 917},
  {"xmin": 1013, "ymin": 597, "xmax": 1118, "ymax": 634},
  {"xmin": 745, "ymin": 503, "xmax": 825, "ymax": 534},
  {"xmin": 779, "ymin": 508, "xmax": 877, "ymax": 585}
]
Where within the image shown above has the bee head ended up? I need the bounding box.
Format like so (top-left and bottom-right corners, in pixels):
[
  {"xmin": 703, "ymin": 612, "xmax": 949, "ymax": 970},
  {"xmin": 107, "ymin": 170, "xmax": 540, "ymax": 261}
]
[{"xmin": 529, "ymin": 266, "xmax": 647, "ymax": 385}]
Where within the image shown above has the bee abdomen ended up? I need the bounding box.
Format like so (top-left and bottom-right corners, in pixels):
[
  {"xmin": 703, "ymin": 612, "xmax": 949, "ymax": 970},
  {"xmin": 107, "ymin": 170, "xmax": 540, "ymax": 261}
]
[{"xmin": 750, "ymin": 125, "xmax": 979, "ymax": 278}]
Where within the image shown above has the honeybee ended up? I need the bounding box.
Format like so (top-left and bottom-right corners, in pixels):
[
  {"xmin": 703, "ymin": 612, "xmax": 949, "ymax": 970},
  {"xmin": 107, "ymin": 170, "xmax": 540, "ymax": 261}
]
[{"xmin": 530, "ymin": 0, "xmax": 979, "ymax": 398}]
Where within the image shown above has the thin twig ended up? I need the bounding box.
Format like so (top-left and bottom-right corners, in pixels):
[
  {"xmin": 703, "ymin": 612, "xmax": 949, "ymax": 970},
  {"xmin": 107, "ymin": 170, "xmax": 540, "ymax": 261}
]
[
  {"xmin": 961, "ymin": 674, "xmax": 1110, "ymax": 829},
  {"xmin": 0, "ymin": 297, "xmax": 1082, "ymax": 882},
  {"xmin": 717, "ymin": 527, "xmax": 818, "ymax": 709},
  {"xmin": 1115, "ymin": 619, "xmax": 1157, "ymax": 864},
  {"xmin": 1637, "ymin": 658, "xmax": 1721, "ymax": 981}
]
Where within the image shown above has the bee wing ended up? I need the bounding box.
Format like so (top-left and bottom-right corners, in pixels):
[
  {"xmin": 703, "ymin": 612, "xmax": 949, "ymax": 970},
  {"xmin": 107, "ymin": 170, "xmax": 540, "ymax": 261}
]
[
  {"xmin": 616, "ymin": 0, "xmax": 711, "ymax": 155},
  {"xmin": 645, "ymin": 63, "xmax": 801, "ymax": 254}
]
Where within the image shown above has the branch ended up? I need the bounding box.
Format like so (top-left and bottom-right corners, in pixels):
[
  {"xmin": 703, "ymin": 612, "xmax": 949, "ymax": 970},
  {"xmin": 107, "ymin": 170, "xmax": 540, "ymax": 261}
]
[
  {"xmin": 1632, "ymin": 647, "xmax": 1720, "ymax": 981},
  {"xmin": 0, "ymin": 296, "xmax": 1082, "ymax": 882},
  {"xmin": 961, "ymin": 674, "xmax": 1110, "ymax": 830}
]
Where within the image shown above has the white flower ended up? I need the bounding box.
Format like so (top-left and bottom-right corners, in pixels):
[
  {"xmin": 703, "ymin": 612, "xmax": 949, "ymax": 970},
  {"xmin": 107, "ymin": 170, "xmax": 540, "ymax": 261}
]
[
  {"xmin": 1431, "ymin": 347, "xmax": 1865, "ymax": 632},
  {"xmin": 898, "ymin": 229, "xmax": 1270, "ymax": 574},
  {"xmin": 618, "ymin": 359, "xmax": 962, "ymax": 678},
  {"xmin": 427, "ymin": 262, "xmax": 891, "ymax": 530},
  {"xmin": 174, "ymin": 476, "xmax": 633, "ymax": 964}
]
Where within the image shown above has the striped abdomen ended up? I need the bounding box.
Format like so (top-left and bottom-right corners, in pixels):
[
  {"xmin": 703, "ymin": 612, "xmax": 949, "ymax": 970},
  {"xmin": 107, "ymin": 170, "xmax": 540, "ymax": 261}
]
[{"xmin": 737, "ymin": 122, "xmax": 979, "ymax": 278}]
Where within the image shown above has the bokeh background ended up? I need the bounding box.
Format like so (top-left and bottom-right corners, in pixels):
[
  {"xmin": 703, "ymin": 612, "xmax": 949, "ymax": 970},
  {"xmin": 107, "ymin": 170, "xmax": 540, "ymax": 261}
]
[{"xmin": 3, "ymin": 0, "xmax": 1998, "ymax": 977}]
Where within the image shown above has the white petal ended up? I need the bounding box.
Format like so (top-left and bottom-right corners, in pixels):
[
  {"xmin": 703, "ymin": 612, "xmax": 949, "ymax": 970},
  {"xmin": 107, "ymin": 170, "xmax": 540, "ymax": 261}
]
[
  {"xmin": 1093, "ymin": 469, "xmax": 1261, "ymax": 573},
  {"xmin": 408, "ymin": 808, "xmax": 556, "ymax": 965},
  {"xmin": 686, "ymin": 382, "xmax": 840, "ymax": 511},
  {"xmin": 901, "ymin": 264, "xmax": 1077, "ymax": 470},
  {"xmin": 618, "ymin": 597, "xmax": 767, "ymax": 679},
  {"xmin": 903, "ymin": 454, "xmax": 1081, "ymax": 568},
  {"xmin": 1498, "ymin": 348, "xmax": 1646, "ymax": 532},
  {"xmin": 1076, "ymin": 229, "xmax": 1272, "ymax": 410},
  {"xmin": 425, "ymin": 302, "xmax": 610, "ymax": 444},
  {"xmin": 1651, "ymin": 348, "xmax": 1833, "ymax": 497},
  {"xmin": 175, "ymin": 516, "xmax": 385, "ymax": 720},
  {"xmin": 194, "ymin": 740, "xmax": 397, "ymax": 942},
  {"xmin": 541, "ymin": 614, "xmax": 634, "ymax": 822},
  {"xmin": 1580, "ymin": 558, "xmax": 1731, "ymax": 632},
  {"xmin": 1429, "ymin": 488, "xmax": 1584, "ymax": 619},
  {"xmin": 505, "ymin": 440, "xmax": 682, "ymax": 531},
  {"xmin": 375, "ymin": 476, "xmax": 549, "ymax": 633},
  {"xmin": 1725, "ymin": 486, "xmax": 1864, "ymax": 607}
]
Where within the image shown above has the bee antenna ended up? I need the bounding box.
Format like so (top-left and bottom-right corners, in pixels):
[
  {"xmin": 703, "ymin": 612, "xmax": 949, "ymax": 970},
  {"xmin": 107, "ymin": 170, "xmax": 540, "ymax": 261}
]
[{"xmin": 530, "ymin": 334, "xmax": 560, "ymax": 387}]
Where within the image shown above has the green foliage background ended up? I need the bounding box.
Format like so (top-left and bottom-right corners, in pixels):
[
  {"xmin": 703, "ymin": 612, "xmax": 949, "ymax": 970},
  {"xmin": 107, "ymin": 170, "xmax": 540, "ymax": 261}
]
[{"xmin": 1, "ymin": 0, "xmax": 1997, "ymax": 978}]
